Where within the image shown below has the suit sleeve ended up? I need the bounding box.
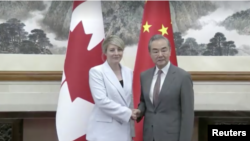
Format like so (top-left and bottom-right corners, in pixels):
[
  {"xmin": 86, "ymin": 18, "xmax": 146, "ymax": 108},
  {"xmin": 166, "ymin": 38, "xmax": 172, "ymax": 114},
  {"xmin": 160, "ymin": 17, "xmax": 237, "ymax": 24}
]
[
  {"xmin": 89, "ymin": 68, "xmax": 132, "ymax": 124},
  {"xmin": 179, "ymin": 73, "xmax": 194, "ymax": 141},
  {"xmin": 130, "ymin": 70, "xmax": 136, "ymax": 137},
  {"xmin": 136, "ymin": 73, "xmax": 146, "ymax": 122}
]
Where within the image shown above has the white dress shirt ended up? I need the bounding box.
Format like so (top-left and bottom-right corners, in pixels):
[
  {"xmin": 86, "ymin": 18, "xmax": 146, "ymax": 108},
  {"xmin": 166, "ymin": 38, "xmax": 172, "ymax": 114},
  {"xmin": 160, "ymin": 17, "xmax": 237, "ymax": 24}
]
[{"xmin": 149, "ymin": 62, "xmax": 170, "ymax": 103}]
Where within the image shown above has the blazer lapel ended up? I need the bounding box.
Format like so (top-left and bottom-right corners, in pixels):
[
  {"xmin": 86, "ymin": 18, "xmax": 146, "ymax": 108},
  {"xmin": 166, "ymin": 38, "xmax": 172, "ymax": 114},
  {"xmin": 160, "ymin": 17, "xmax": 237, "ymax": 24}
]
[
  {"xmin": 121, "ymin": 65, "xmax": 131, "ymax": 107},
  {"xmin": 155, "ymin": 64, "xmax": 176, "ymax": 110},
  {"xmin": 102, "ymin": 61, "xmax": 128, "ymax": 106},
  {"xmin": 145, "ymin": 68, "xmax": 155, "ymax": 108}
]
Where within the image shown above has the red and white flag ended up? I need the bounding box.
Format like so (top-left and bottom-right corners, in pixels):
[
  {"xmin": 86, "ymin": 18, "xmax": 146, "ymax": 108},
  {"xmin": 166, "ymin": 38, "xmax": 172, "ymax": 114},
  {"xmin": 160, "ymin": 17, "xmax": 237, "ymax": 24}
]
[
  {"xmin": 56, "ymin": 1, "xmax": 105, "ymax": 141},
  {"xmin": 133, "ymin": 1, "xmax": 178, "ymax": 141}
]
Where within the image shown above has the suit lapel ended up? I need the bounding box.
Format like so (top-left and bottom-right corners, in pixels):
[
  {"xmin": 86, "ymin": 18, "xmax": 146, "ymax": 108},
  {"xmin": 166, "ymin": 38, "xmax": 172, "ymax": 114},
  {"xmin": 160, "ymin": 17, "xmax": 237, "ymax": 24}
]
[
  {"xmin": 121, "ymin": 65, "xmax": 131, "ymax": 106},
  {"xmin": 155, "ymin": 64, "xmax": 176, "ymax": 110},
  {"xmin": 145, "ymin": 68, "xmax": 155, "ymax": 108},
  {"xmin": 102, "ymin": 61, "xmax": 128, "ymax": 106}
]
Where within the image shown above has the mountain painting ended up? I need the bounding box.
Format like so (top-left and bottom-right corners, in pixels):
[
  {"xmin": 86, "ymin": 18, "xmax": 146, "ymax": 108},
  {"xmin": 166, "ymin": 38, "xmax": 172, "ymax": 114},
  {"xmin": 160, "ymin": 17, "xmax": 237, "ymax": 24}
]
[
  {"xmin": 173, "ymin": 1, "xmax": 250, "ymax": 56},
  {"xmin": 103, "ymin": 1, "xmax": 250, "ymax": 56},
  {"xmin": 0, "ymin": 1, "xmax": 249, "ymax": 56},
  {"xmin": 0, "ymin": 1, "xmax": 69, "ymax": 54}
]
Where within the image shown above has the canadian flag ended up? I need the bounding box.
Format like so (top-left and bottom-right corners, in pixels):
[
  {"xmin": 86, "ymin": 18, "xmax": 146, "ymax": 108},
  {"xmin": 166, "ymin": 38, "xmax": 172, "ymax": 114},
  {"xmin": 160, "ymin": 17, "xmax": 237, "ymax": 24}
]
[{"xmin": 56, "ymin": 1, "xmax": 105, "ymax": 141}]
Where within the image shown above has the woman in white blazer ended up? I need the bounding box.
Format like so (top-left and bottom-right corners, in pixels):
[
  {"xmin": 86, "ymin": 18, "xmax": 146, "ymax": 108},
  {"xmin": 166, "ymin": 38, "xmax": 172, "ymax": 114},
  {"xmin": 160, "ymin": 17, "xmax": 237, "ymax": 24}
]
[{"xmin": 86, "ymin": 35, "xmax": 135, "ymax": 141}]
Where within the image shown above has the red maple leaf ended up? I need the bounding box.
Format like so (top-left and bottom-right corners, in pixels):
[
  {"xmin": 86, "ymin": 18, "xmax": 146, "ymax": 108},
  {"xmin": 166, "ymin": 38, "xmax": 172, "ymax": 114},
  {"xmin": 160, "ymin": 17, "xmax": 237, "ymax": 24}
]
[
  {"xmin": 73, "ymin": 0, "xmax": 87, "ymax": 10},
  {"xmin": 64, "ymin": 21, "xmax": 104, "ymax": 103},
  {"xmin": 74, "ymin": 135, "xmax": 86, "ymax": 141}
]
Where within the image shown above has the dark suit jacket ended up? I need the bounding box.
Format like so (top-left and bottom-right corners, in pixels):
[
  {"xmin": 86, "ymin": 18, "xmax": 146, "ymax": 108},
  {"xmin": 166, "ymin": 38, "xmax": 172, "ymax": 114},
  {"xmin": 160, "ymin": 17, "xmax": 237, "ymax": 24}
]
[{"xmin": 137, "ymin": 64, "xmax": 194, "ymax": 141}]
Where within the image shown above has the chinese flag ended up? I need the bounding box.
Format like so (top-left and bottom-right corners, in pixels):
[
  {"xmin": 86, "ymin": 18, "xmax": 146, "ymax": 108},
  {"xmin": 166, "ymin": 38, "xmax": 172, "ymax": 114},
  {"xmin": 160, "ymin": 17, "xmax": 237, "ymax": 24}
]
[
  {"xmin": 56, "ymin": 1, "xmax": 105, "ymax": 141},
  {"xmin": 133, "ymin": 1, "xmax": 177, "ymax": 141}
]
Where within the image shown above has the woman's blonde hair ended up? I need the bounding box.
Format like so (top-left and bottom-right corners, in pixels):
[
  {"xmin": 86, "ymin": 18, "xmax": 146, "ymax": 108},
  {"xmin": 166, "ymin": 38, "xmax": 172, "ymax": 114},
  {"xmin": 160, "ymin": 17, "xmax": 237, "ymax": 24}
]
[{"xmin": 102, "ymin": 35, "xmax": 125, "ymax": 54}]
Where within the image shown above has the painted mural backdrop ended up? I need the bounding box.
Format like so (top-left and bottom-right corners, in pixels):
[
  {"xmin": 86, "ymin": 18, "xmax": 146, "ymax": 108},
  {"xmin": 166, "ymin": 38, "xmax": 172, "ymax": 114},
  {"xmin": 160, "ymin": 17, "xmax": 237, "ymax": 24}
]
[
  {"xmin": 0, "ymin": 1, "xmax": 68, "ymax": 54},
  {"xmin": 0, "ymin": 1, "xmax": 249, "ymax": 56}
]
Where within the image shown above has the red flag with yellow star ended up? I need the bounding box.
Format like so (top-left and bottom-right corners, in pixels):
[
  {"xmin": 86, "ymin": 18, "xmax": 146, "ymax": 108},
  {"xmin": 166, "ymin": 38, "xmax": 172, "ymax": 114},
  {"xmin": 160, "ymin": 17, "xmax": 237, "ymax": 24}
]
[{"xmin": 133, "ymin": 1, "xmax": 177, "ymax": 141}]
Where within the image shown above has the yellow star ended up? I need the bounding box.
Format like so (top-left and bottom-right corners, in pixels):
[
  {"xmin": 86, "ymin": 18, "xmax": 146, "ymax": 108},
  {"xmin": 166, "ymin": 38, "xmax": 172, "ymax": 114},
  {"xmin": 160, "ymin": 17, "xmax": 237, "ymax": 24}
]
[
  {"xmin": 158, "ymin": 24, "xmax": 168, "ymax": 35},
  {"xmin": 143, "ymin": 21, "xmax": 152, "ymax": 33}
]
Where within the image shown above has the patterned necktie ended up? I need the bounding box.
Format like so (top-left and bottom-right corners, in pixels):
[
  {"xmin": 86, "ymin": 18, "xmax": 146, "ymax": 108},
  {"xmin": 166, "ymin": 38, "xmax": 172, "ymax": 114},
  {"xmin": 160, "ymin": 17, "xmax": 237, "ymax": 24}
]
[{"xmin": 153, "ymin": 70, "xmax": 163, "ymax": 107}]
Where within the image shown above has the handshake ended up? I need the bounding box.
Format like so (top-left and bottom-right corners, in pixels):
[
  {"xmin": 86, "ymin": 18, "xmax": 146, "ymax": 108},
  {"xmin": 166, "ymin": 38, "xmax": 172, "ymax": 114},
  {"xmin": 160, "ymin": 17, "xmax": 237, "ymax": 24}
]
[{"xmin": 131, "ymin": 109, "xmax": 141, "ymax": 120}]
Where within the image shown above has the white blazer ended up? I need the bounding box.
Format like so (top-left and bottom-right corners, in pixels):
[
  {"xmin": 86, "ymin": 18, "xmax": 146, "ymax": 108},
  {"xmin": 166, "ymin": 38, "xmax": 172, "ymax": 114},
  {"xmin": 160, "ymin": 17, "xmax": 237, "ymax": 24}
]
[{"xmin": 86, "ymin": 61, "xmax": 135, "ymax": 141}]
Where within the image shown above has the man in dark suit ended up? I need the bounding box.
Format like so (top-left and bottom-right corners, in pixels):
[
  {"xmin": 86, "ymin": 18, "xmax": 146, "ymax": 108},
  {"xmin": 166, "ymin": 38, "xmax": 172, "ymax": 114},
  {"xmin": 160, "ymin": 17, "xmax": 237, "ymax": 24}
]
[{"xmin": 133, "ymin": 34, "xmax": 194, "ymax": 141}]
